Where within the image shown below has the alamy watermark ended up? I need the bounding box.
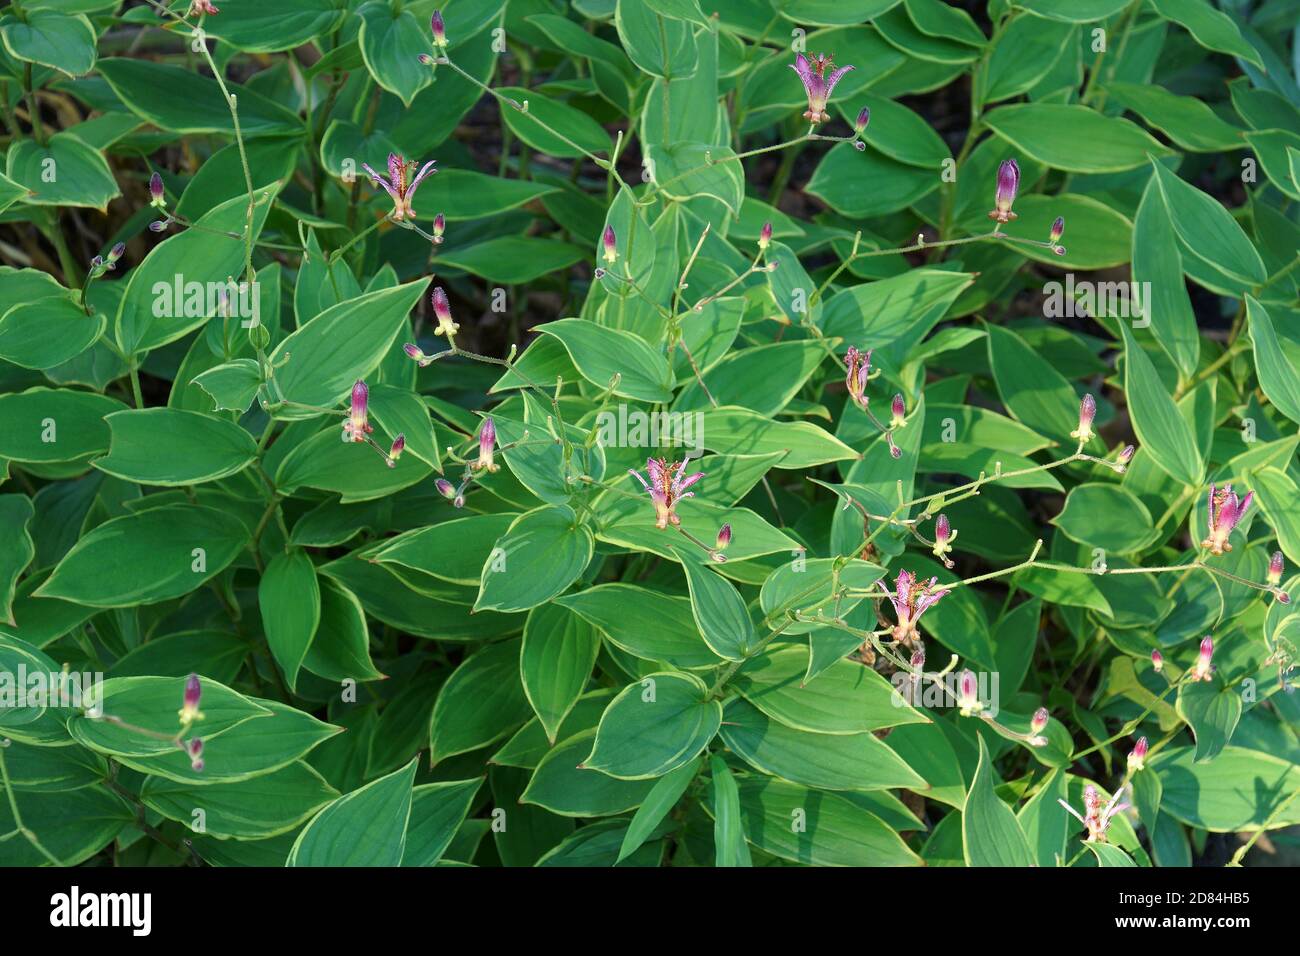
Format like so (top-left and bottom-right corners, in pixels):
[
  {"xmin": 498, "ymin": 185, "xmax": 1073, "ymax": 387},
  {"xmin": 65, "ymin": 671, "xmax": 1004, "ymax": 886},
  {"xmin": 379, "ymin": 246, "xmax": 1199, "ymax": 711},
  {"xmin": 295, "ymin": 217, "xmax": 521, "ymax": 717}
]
[
  {"xmin": 152, "ymin": 275, "xmax": 261, "ymax": 328},
  {"xmin": 0, "ymin": 666, "xmax": 103, "ymax": 712},
  {"xmin": 1043, "ymin": 273, "xmax": 1151, "ymax": 325},
  {"xmin": 594, "ymin": 404, "xmax": 705, "ymax": 456}
]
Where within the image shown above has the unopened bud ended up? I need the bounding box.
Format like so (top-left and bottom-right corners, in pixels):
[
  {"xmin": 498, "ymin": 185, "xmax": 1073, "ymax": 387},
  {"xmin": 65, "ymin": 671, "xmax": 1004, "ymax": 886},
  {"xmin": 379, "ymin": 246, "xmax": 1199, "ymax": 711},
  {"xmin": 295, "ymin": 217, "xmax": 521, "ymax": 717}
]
[
  {"xmin": 758, "ymin": 221, "xmax": 772, "ymax": 251},
  {"xmin": 1128, "ymin": 736, "xmax": 1148, "ymax": 771},
  {"xmin": 854, "ymin": 106, "xmax": 870, "ymax": 133}
]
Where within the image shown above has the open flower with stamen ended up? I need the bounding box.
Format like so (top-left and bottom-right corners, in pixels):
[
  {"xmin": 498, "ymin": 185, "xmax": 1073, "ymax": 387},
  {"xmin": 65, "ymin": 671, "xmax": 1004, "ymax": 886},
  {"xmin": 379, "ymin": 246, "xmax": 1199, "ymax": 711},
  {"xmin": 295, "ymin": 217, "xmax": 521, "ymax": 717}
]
[
  {"xmin": 1128, "ymin": 736, "xmax": 1149, "ymax": 772},
  {"xmin": 178, "ymin": 673, "xmax": 204, "ymax": 725},
  {"xmin": 790, "ymin": 53, "xmax": 854, "ymax": 124},
  {"xmin": 987, "ymin": 158, "xmax": 1020, "ymax": 224},
  {"xmin": 888, "ymin": 569, "xmax": 949, "ymax": 645},
  {"xmin": 1060, "ymin": 784, "xmax": 1129, "ymax": 843},
  {"xmin": 431, "ymin": 286, "xmax": 459, "ymax": 338},
  {"xmin": 475, "ymin": 418, "xmax": 499, "ymax": 473},
  {"xmin": 1201, "ymin": 483, "xmax": 1253, "ymax": 555},
  {"xmin": 360, "ymin": 153, "xmax": 437, "ymax": 221},
  {"xmin": 628, "ymin": 457, "xmax": 704, "ymax": 530},
  {"xmin": 341, "ymin": 380, "xmax": 373, "ymax": 443},
  {"xmin": 1070, "ymin": 393, "xmax": 1096, "ymax": 443},
  {"xmin": 1191, "ymin": 636, "xmax": 1214, "ymax": 682},
  {"xmin": 844, "ymin": 346, "xmax": 871, "ymax": 409},
  {"xmin": 932, "ymin": 514, "xmax": 956, "ymax": 568},
  {"xmin": 956, "ymin": 669, "xmax": 983, "ymax": 717}
]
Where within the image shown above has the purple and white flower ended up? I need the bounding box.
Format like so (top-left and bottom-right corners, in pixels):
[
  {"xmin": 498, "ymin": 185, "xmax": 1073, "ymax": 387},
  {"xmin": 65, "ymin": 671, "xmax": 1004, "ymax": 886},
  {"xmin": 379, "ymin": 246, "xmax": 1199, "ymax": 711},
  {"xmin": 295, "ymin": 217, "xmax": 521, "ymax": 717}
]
[
  {"xmin": 628, "ymin": 457, "xmax": 704, "ymax": 530},
  {"xmin": 790, "ymin": 53, "xmax": 854, "ymax": 125},
  {"xmin": 361, "ymin": 153, "xmax": 437, "ymax": 221},
  {"xmin": 1201, "ymin": 483, "xmax": 1253, "ymax": 555}
]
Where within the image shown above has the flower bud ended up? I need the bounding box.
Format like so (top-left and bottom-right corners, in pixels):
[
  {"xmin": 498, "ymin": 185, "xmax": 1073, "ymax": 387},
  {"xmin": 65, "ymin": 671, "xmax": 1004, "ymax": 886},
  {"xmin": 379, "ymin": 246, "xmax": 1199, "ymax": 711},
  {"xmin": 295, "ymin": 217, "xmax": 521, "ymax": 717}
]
[
  {"xmin": 931, "ymin": 513, "xmax": 956, "ymax": 567},
  {"xmin": 178, "ymin": 673, "xmax": 204, "ymax": 725},
  {"xmin": 890, "ymin": 393, "xmax": 906, "ymax": 429},
  {"xmin": 90, "ymin": 255, "xmax": 104, "ymax": 270},
  {"xmin": 1151, "ymin": 649, "xmax": 1164, "ymax": 673},
  {"xmin": 108, "ymin": 241, "xmax": 126, "ymax": 264},
  {"xmin": 433, "ymin": 212, "xmax": 446, "ymax": 243},
  {"xmin": 1116, "ymin": 444, "xmax": 1135, "ymax": 471},
  {"xmin": 957, "ymin": 669, "xmax": 983, "ymax": 716},
  {"xmin": 1192, "ymin": 636, "xmax": 1214, "ymax": 682},
  {"xmin": 431, "ymin": 10, "xmax": 448, "ymax": 47},
  {"xmin": 418, "ymin": 53, "xmax": 434, "ymax": 66},
  {"xmin": 1050, "ymin": 216, "xmax": 1064, "ymax": 245},
  {"xmin": 476, "ymin": 417, "xmax": 499, "ymax": 473},
  {"xmin": 1268, "ymin": 551, "xmax": 1285, "ymax": 587},
  {"xmin": 187, "ymin": 737, "xmax": 204, "ymax": 772},
  {"xmin": 149, "ymin": 171, "xmax": 165, "ymax": 207},
  {"xmin": 1071, "ymin": 393, "xmax": 1096, "ymax": 443},
  {"xmin": 1128, "ymin": 736, "xmax": 1148, "ymax": 771},
  {"xmin": 988, "ymin": 158, "xmax": 1019, "ymax": 223},
  {"xmin": 715, "ymin": 523, "xmax": 732, "ymax": 552},
  {"xmin": 1031, "ymin": 707, "xmax": 1048, "ymax": 735},
  {"xmin": 758, "ymin": 221, "xmax": 772, "ymax": 251},
  {"xmin": 431, "ymin": 286, "xmax": 459, "ymax": 337},
  {"xmin": 387, "ymin": 433, "xmax": 405, "ymax": 468},
  {"xmin": 854, "ymin": 106, "xmax": 870, "ymax": 134},
  {"xmin": 436, "ymin": 478, "xmax": 457, "ymax": 500},
  {"xmin": 602, "ymin": 225, "xmax": 617, "ymax": 264},
  {"xmin": 149, "ymin": 219, "xmax": 168, "ymax": 233}
]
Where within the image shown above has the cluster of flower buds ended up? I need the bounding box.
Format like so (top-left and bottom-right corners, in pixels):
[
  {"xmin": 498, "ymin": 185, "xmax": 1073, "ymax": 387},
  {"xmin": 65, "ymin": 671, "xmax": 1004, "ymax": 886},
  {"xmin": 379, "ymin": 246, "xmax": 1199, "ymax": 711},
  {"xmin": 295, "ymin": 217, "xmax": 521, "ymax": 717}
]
[
  {"xmin": 1201, "ymin": 483, "xmax": 1253, "ymax": 555},
  {"xmin": 1071, "ymin": 393, "xmax": 1096, "ymax": 443},
  {"xmin": 1061, "ymin": 783, "xmax": 1129, "ymax": 843},
  {"xmin": 361, "ymin": 153, "xmax": 437, "ymax": 221},
  {"xmin": 931, "ymin": 513, "xmax": 956, "ymax": 568},
  {"xmin": 629, "ymin": 457, "xmax": 704, "ymax": 530},
  {"xmin": 888, "ymin": 569, "xmax": 949, "ymax": 645},
  {"xmin": 89, "ymin": 242, "xmax": 126, "ymax": 277},
  {"xmin": 148, "ymin": 171, "xmax": 171, "ymax": 232},
  {"xmin": 418, "ymin": 12, "xmax": 450, "ymax": 66},
  {"xmin": 436, "ymin": 477, "xmax": 467, "ymax": 509},
  {"xmin": 1127, "ymin": 736, "xmax": 1149, "ymax": 772},
  {"xmin": 711, "ymin": 523, "xmax": 732, "ymax": 563},
  {"xmin": 1190, "ymin": 636, "xmax": 1214, "ymax": 682}
]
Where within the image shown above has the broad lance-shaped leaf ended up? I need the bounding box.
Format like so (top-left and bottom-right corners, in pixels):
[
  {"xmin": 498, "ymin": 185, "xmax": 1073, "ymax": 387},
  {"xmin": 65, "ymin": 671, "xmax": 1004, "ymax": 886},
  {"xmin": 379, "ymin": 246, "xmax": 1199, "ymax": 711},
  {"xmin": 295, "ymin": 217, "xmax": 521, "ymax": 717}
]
[
  {"xmin": 962, "ymin": 736, "xmax": 1035, "ymax": 866},
  {"xmin": 1150, "ymin": 160, "xmax": 1266, "ymax": 291},
  {"xmin": 269, "ymin": 278, "xmax": 430, "ymax": 417},
  {"xmin": 474, "ymin": 505, "xmax": 595, "ymax": 614},
  {"xmin": 1245, "ymin": 296, "xmax": 1300, "ymax": 426},
  {"xmin": 584, "ymin": 672, "xmax": 722, "ymax": 779},
  {"xmin": 141, "ymin": 762, "xmax": 340, "ymax": 840},
  {"xmin": 535, "ymin": 318, "xmax": 674, "ymax": 403},
  {"xmin": 429, "ymin": 638, "xmax": 532, "ymax": 765},
  {"xmin": 258, "ymin": 550, "xmax": 320, "ymax": 691},
  {"xmin": 1152, "ymin": 746, "xmax": 1300, "ymax": 832},
  {"xmin": 92, "ymin": 408, "xmax": 257, "ymax": 486},
  {"xmin": 1120, "ymin": 321, "xmax": 1202, "ymax": 487},
  {"xmin": 674, "ymin": 548, "xmax": 755, "ymax": 661},
  {"xmin": 521, "ymin": 603, "xmax": 600, "ymax": 744},
  {"xmin": 402, "ymin": 778, "xmax": 485, "ymax": 867},
  {"xmin": 287, "ymin": 757, "xmax": 419, "ymax": 866},
  {"xmin": 35, "ymin": 505, "xmax": 248, "ymax": 608},
  {"xmin": 985, "ymin": 322, "xmax": 1079, "ymax": 442},
  {"xmin": 0, "ymin": 387, "xmax": 128, "ymax": 464},
  {"xmin": 1132, "ymin": 177, "xmax": 1198, "ymax": 379},
  {"xmin": 0, "ymin": 494, "xmax": 35, "ymax": 626},
  {"xmin": 617, "ymin": 758, "xmax": 701, "ymax": 864},
  {"xmin": 710, "ymin": 754, "xmax": 752, "ymax": 867},
  {"xmin": 1176, "ymin": 679, "xmax": 1242, "ymax": 762}
]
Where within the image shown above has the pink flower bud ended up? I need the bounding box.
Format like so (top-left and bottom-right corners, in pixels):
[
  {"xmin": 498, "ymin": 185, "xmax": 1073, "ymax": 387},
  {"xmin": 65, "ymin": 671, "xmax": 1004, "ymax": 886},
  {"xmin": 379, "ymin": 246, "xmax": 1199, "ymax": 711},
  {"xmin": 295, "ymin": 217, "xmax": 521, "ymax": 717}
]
[
  {"xmin": 431, "ymin": 286, "xmax": 459, "ymax": 337},
  {"xmin": 957, "ymin": 669, "xmax": 982, "ymax": 716},
  {"xmin": 108, "ymin": 242, "xmax": 126, "ymax": 263},
  {"xmin": 178, "ymin": 673, "xmax": 203, "ymax": 724},
  {"xmin": 758, "ymin": 221, "xmax": 772, "ymax": 251},
  {"xmin": 187, "ymin": 737, "xmax": 204, "ymax": 772},
  {"xmin": 1031, "ymin": 707, "xmax": 1048, "ymax": 735},
  {"xmin": 935, "ymin": 514, "xmax": 951, "ymax": 544},
  {"xmin": 715, "ymin": 523, "xmax": 732, "ymax": 552},
  {"xmin": 436, "ymin": 478, "xmax": 457, "ymax": 500},
  {"xmin": 1151, "ymin": 649, "xmax": 1164, "ymax": 673},
  {"xmin": 1193, "ymin": 636, "xmax": 1214, "ymax": 682},
  {"xmin": 431, "ymin": 10, "xmax": 447, "ymax": 47},
  {"xmin": 1118, "ymin": 444, "xmax": 1135, "ymax": 466},
  {"xmin": 1268, "ymin": 551, "xmax": 1285, "ymax": 587},
  {"xmin": 342, "ymin": 380, "xmax": 372, "ymax": 443},
  {"xmin": 890, "ymin": 393, "xmax": 906, "ymax": 429},
  {"xmin": 855, "ymin": 106, "xmax": 870, "ymax": 133},
  {"xmin": 476, "ymin": 417, "xmax": 498, "ymax": 472},
  {"xmin": 1050, "ymin": 216, "xmax": 1064, "ymax": 244},
  {"xmin": 1128, "ymin": 736, "xmax": 1148, "ymax": 771},
  {"xmin": 149, "ymin": 171, "xmax": 165, "ymax": 206},
  {"xmin": 387, "ymin": 433, "xmax": 405, "ymax": 468},
  {"xmin": 602, "ymin": 224, "xmax": 617, "ymax": 264},
  {"xmin": 433, "ymin": 212, "xmax": 446, "ymax": 243},
  {"xmin": 418, "ymin": 53, "xmax": 434, "ymax": 65},
  {"xmin": 1071, "ymin": 393, "xmax": 1096, "ymax": 442},
  {"xmin": 988, "ymin": 158, "xmax": 1019, "ymax": 223}
]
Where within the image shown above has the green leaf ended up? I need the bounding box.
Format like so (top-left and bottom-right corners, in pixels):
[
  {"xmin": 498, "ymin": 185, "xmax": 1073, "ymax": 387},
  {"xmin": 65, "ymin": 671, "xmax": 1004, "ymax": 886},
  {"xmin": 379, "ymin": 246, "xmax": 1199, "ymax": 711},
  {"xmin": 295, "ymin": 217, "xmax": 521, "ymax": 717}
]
[
  {"xmin": 982, "ymin": 15, "xmax": 1075, "ymax": 102},
  {"xmin": 710, "ymin": 754, "xmax": 751, "ymax": 866},
  {"xmin": 962, "ymin": 736, "xmax": 1034, "ymax": 866},
  {"xmin": 0, "ymin": 295, "xmax": 101, "ymax": 370},
  {"xmin": 720, "ymin": 698, "xmax": 926, "ymax": 792},
  {"xmin": 1250, "ymin": 467, "xmax": 1300, "ymax": 565},
  {"xmin": 474, "ymin": 505, "xmax": 594, "ymax": 613},
  {"xmin": 584, "ymin": 672, "xmax": 721, "ymax": 779},
  {"xmin": 142, "ymin": 762, "xmax": 339, "ymax": 840},
  {"xmin": 0, "ymin": 785, "xmax": 131, "ymax": 866},
  {"xmin": 521, "ymin": 729, "xmax": 659, "ymax": 816},
  {"xmin": 287, "ymin": 757, "xmax": 419, "ymax": 866},
  {"xmin": 201, "ymin": 0, "xmax": 346, "ymax": 53},
  {"xmin": 616, "ymin": 757, "xmax": 700, "ymax": 863},
  {"xmin": 1245, "ymin": 296, "xmax": 1300, "ymax": 426},
  {"xmin": 1150, "ymin": 161, "xmax": 1266, "ymax": 290},
  {"xmin": 498, "ymin": 86, "xmax": 611, "ymax": 159},
  {"xmin": 429, "ymin": 638, "xmax": 532, "ymax": 764},
  {"xmin": 269, "ymin": 279, "xmax": 430, "ymax": 415},
  {"xmin": 536, "ymin": 318, "xmax": 674, "ymax": 403},
  {"xmin": 192, "ymin": 359, "xmax": 262, "ymax": 414},
  {"xmin": 521, "ymin": 603, "xmax": 600, "ymax": 743},
  {"xmin": 358, "ymin": 2, "xmax": 432, "ymax": 106},
  {"xmin": 6, "ymin": 132, "xmax": 119, "ymax": 209},
  {"xmin": 1149, "ymin": 0, "xmax": 1264, "ymax": 69},
  {"xmin": 1017, "ymin": 0, "xmax": 1130, "ymax": 20},
  {"xmin": 415, "ymin": 168, "xmax": 556, "ymax": 220},
  {"xmin": 0, "ymin": 11, "xmax": 96, "ymax": 76},
  {"xmin": 1088, "ymin": 842, "xmax": 1138, "ymax": 867},
  {"xmin": 403, "ymin": 778, "xmax": 485, "ymax": 867},
  {"xmin": 1106, "ymin": 83, "xmax": 1244, "ymax": 153},
  {"xmin": 437, "ymin": 236, "xmax": 586, "ymax": 284},
  {"xmin": 302, "ymin": 578, "xmax": 383, "ymax": 682},
  {"xmin": 985, "ymin": 323, "xmax": 1079, "ymax": 443},
  {"xmin": 1176, "ymin": 680, "xmax": 1242, "ymax": 762},
  {"xmin": 92, "ymin": 408, "xmax": 257, "ymax": 486},
  {"xmin": 647, "ymin": 142, "xmax": 744, "ymax": 213},
  {"xmin": 1154, "ymin": 746, "xmax": 1300, "ymax": 831},
  {"xmin": 1132, "ymin": 178, "xmax": 1198, "ymax": 378},
  {"xmin": 258, "ymin": 550, "xmax": 320, "ymax": 691},
  {"xmin": 371, "ymin": 513, "xmax": 518, "ymax": 586},
  {"xmin": 36, "ymin": 505, "xmax": 247, "ymax": 608},
  {"xmin": 675, "ymin": 550, "xmax": 755, "ymax": 661},
  {"xmin": 0, "ymin": 494, "xmax": 35, "ymax": 626},
  {"xmin": 614, "ymin": 0, "xmax": 697, "ymax": 78},
  {"xmin": 1053, "ymin": 483, "xmax": 1158, "ymax": 553},
  {"xmin": 1120, "ymin": 322, "xmax": 1202, "ymax": 487},
  {"xmin": 983, "ymin": 103, "xmax": 1174, "ymax": 173},
  {"xmin": 275, "ymin": 427, "xmax": 432, "ymax": 503},
  {"xmin": 555, "ymin": 584, "xmax": 723, "ymax": 668}
]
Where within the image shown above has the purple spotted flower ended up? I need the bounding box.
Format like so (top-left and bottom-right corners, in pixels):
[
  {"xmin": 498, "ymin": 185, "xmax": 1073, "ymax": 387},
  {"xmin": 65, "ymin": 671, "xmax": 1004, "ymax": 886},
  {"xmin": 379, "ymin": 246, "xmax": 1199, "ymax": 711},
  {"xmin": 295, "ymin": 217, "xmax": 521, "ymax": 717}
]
[
  {"xmin": 1201, "ymin": 483, "xmax": 1253, "ymax": 555},
  {"xmin": 844, "ymin": 346, "xmax": 871, "ymax": 409},
  {"xmin": 475, "ymin": 417, "xmax": 499, "ymax": 473},
  {"xmin": 790, "ymin": 53, "xmax": 854, "ymax": 125},
  {"xmin": 1060, "ymin": 784, "xmax": 1129, "ymax": 844},
  {"xmin": 987, "ymin": 158, "xmax": 1020, "ymax": 224},
  {"xmin": 342, "ymin": 380, "xmax": 373, "ymax": 443},
  {"xmin": 628, "ymin": 457, "xmax": 704, "ymax": 530},
  {"xmin": 361, "ymin": 153, "xmax": 437, "ymax": 221},
  {"xmin": 887, "ymin": 569, "xmax": 949, "ymax": 645},
  {"xmin": 178, "ymin": 673, "xmax": 203, "ymax": 725}
]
